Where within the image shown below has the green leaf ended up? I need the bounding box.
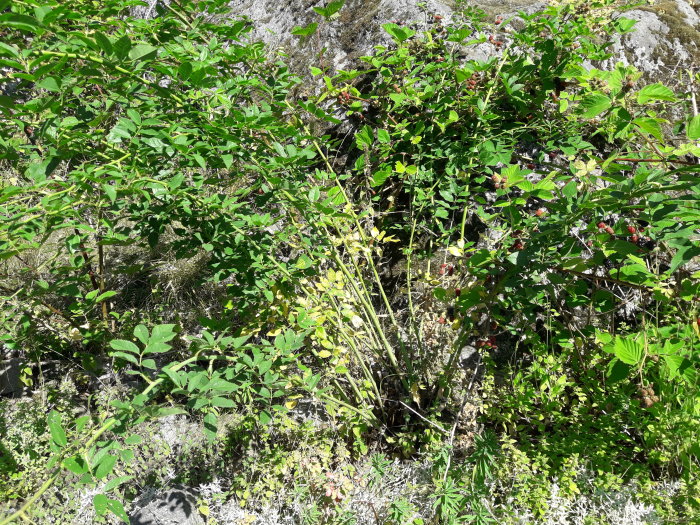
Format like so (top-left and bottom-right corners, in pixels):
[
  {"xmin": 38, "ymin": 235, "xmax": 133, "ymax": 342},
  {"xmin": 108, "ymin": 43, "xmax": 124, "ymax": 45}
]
[
  {"xmin": 0, "ymin": 42, "xmax": 20, "ymax": 58},
  {"xmin": 0, "ymin": 13, "xmax": 42, "ymax": 33},
  {"xmin": 371, "ymin": 167, "xmax": 391, "ymax": 187},
  {"xmin": 211, "ymin": 396, "xmax": 236, "ymax": 408},
  {"xmin": 47, "ymin": 411, "xmax": 67, "ymax": 448},
  {"xmin": 687, "ymin": 115, "xmax": 700, "ymax": 140},
  {"xmin": 637, "ymin": 83, "xmax": 676, "ymax": 104},
  {"xmin": 102, "ymin": 184, "xmax": 117, "ymax": 203},
  {"xmin": 579, "ymin": 94, "xmax": 611, "ymax": 118},
  {"xmin": 151, "ymin": 324, "xmax": 177, "ymax": 343},
  {"xmin": 258, "ymin": 409, "xmax": 273, "ymax": 424},
  {"xmin": 129, "ymin": 43, "xmax": 157, "ymax": 62},
  {"xmin": 94, "ymin": 454, "xmax": 117, "ymax": 479},
  {"xmin": 382, "ymin": 23, "xmax": 415, "ymax": 43},
  {"xmin": 313, "ymin": 1, "xmax": 345, "ymax": 19},
  {"xmin": 606, "ymin": 359, "xmax": 630, "ymax": 383},
  {"xmin": 125, "ymin": 434, "xmax": 143, "ymax": 445},
  {"xmin": 94, "ymin": 32, "xmax": 113, "ymax": 55},
  {"xmin": 203, "ymin": 412, "xmax": 218, "ymax": 442},
  {"xmin": 308, "ymin": 186, "xmax": 320, "ymax": 202},
  {"xmin": 141, "ymin": 359, "xmax": 157, "ymax": 369},
  {"xmin": 93, "ymin": 494, "xmax": 129, "ymax": 523},
  {"xmin": 634, "ymin": 117, "xmax": 662, "ymax": 140},
  {"xmin": 36, "ymin": 77, "xmax": 60, "ymax": 92},
  {"xmin": 291, "ymin": 22, "xmax": 318, "ymax": 37},
  {"xmin": 113, "ymin": 35, "xmax": 131, "ymax": 60},
  {"xmin": 110, "ymin": 351, "xmax": 139, "ymax": 365},
  {"xmin": 377, "ymin": 129, "xmax": 390, "ymax": 143},
  {"xmin": 63, "ymin": 456, "xmax": 88, "ymax": 475},
  {"xmin": 103, "ymin": 475, "xmax": 132, "ymax": 493},
  {"xmin": 611, "ymin": 336, "xmax": 643, "ymax": 366},
  {"xmin": 109, "ymin": 340, "xmax": 140, "ymax": 354}
]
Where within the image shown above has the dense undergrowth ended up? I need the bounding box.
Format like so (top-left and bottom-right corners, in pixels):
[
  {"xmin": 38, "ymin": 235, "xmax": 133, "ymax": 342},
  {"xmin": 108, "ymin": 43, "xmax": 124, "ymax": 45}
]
[{"xmin": 1, "ymin": 0, "xmax": 699, "ymax": 522}]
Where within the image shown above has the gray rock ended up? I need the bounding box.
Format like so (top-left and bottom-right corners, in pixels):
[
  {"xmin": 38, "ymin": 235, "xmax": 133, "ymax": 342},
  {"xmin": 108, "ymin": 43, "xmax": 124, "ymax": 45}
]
[
  {"xmin": 129, "ymin": 486, "xmax": 204, "ymax": 525},
  {"xmin": 0, "ymin": 358, "xmax": 23, "ymax": 396}
]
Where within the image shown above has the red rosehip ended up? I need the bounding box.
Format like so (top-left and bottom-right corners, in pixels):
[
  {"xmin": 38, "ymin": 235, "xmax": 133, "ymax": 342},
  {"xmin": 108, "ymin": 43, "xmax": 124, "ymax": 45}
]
[
  {"xmin": 535, "ymin": 208, "xmax": 546, "ymax": 217},
  {"xmin": 605, "ymin": 226, "xmax": 615, "ymax": 235},
  {"xmin": 696, "ymin": 318, "xmax": 700, "ymax": 327},
  {"xmin": 488, "ymin": 35, "xmax": 495, "ymax": 42},
  {"xmin": 434, "ymin": 14, "xmax": 443, "ymax": 21},
  {"xmin": 597, "ymin": 222, "xmax": 606, "ymax": 229},
  {"xmin": 439, "ymin": 263, "xmax": 447, "ymax": 275},
  {"xmin": 627, "ymin": 226, "xmax": 636, "ymax": 234},
  {"xmin": 438, "ymin": 316, "xmax": 446, "ymax": 324},
  {"xmin": 631, "ymin": 234, "xmax": 639, "ymax": 243},
  {"xmin": 447, "ymin": 264, "xmax": 454, "ymax": 276}
]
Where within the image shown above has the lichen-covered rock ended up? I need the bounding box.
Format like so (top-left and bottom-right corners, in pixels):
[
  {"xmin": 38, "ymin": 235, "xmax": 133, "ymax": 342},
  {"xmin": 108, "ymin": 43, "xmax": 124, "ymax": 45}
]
[
  {"xmin": 222, "ymin": 0, "xmax": 700, "ymax": 82},
  {"xmin": 228, "ymin": 0, "xmax": 453, "ymax": 73},
  {"xmin": 603, "ymin": 0, "xmax": 700, "ymax": 77}
]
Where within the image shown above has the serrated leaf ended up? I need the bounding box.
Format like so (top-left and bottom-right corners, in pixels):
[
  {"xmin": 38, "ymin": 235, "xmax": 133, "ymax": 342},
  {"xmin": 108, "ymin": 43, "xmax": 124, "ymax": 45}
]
[
  {"xmin": 612, "ymin": 336, "xmax": 643, "ymax": 365},
  {"xmin": 579, "ymin": 94, "xmax": 611, "ymax": 118},
  {"xmin": 637, "ymin": 83, "xmax": 676, "ymax": 104},
  {"xmin": 606, "ymin": 359, "xmax": 630, "ymax": 382}
]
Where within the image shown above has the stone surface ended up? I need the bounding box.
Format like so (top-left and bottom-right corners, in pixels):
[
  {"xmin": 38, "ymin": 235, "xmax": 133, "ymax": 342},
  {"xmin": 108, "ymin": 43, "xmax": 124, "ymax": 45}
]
[
  {"xmin": 129, "ymin": 486, "xmax": 204, "ymax": 525},
  {"xmin": 221, "ymin": 0, "xmax": 700, "ymax": 80},
  {"xmin": 0, "ymin": 358, "xmax": 23, "ymax": 396}
]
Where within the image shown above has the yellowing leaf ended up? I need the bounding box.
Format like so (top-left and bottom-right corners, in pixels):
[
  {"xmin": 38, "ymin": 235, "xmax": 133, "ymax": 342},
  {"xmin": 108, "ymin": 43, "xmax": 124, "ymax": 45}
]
[
  {"xmin": 448, "ymin": 246, "xmax": 462, "ymax": 257},
  {"xmin": 318, "ymin": 350, "xmax": 332, "ymax": 358}
]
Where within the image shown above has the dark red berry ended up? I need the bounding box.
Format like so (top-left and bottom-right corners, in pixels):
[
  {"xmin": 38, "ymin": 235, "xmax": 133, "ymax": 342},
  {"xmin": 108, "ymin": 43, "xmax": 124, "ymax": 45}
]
[
  {"xmin": 631, "ymin": 234, "xmax": 639, "ymax": 243},
  {"xmin": 439, "ymin": 263, "xmax": 447, "ymax": 275},
  {"xmin": 527, "ymin": 163, "xmax": 536, "ymax": 170},
  {"xmin": 455, "ymin": 288, "xmax": 461, "ymax": 297},
  {"xmin": 447, "ymin": 265, "xmax": 454, "ymax": 276},
  {"xmin": 627, "ymin": 225, "xmax": 636, "ymax": 234}
]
